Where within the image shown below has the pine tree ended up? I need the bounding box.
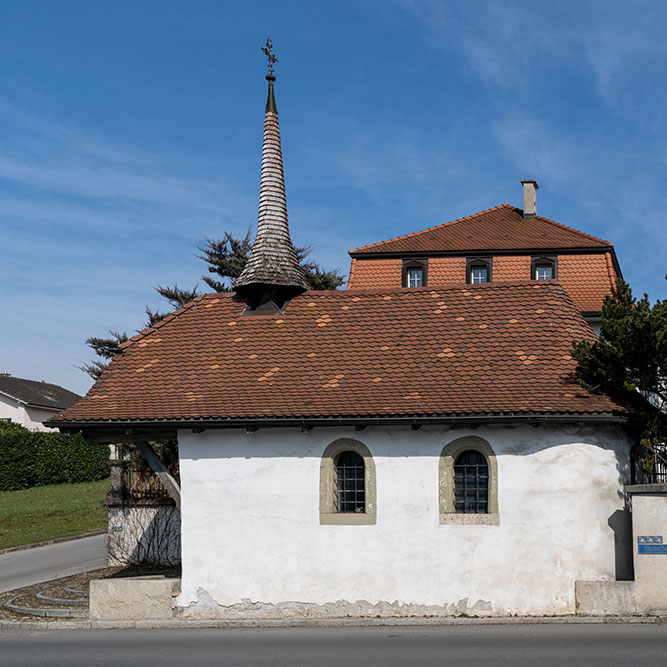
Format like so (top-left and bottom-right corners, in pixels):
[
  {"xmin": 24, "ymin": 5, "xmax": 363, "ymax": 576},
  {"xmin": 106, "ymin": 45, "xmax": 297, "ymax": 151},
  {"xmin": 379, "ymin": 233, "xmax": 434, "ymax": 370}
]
[
  {"xmin": 197, "ymin": 232, "xmax": 345, "ymax": 292},
  {"xmin": 571, "ymin": 277, "xmax": 666, "ymax": 448}
]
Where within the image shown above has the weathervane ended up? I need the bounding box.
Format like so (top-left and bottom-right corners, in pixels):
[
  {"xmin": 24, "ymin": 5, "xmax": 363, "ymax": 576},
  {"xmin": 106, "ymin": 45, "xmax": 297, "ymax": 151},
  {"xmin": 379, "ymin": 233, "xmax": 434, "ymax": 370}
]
[{"xmin": 262, "ymin": 38, "xmax": 278, "ymax": 78}]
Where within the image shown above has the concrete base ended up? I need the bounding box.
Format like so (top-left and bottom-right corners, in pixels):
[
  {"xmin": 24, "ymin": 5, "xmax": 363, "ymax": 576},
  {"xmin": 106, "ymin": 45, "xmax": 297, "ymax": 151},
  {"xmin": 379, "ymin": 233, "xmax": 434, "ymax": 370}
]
[
  {"xmin": 575, "ymin": 581, "xmax": 639, "ymax": 616},
  {"xmin": 89, "ymin": 577, "xmax": 179, "ymax": 621}
]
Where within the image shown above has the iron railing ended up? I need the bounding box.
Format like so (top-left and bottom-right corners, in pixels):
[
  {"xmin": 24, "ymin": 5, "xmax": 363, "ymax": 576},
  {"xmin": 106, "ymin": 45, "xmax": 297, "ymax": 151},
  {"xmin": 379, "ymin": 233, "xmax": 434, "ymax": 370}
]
[{"xmin": 631, "ymin": 443, "xmax": 667, "ymax": 485}]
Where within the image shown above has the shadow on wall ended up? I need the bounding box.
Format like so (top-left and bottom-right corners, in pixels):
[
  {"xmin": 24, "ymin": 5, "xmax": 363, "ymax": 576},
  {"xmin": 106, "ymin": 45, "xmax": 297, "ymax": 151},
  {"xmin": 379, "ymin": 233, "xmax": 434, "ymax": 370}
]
[
  {"xmin": 608, "ymin": 508, "xmax": 634, "ymax": 581},
  {"xmin": 108, "ymin": 503, "xmax": 181, "ymax": 567}
]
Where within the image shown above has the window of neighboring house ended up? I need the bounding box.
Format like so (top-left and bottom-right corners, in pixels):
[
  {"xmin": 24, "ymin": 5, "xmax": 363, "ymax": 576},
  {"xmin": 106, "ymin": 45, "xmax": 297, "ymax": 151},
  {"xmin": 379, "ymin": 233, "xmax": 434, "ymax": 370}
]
[
  {"xmin": 531, "ymin": 256, "xmax": 557, "ymax": 281},
  {"xmin": 402, "ymin": 259, "xmax": 428, "ymax": 288},
  {"xmin": 438, "ymin": 436, "xmax": 499, "ymax": 525},
  {"xmin": 466, "ymin": 258, "xmax": 492, "ymax": 284},
  {"xmin": 406, "ymin": 266, "xmax": 424, "ymax": 287},
  {"xmin": 320, "ymin": 438, "xmax": 376, "ymax": 525}
]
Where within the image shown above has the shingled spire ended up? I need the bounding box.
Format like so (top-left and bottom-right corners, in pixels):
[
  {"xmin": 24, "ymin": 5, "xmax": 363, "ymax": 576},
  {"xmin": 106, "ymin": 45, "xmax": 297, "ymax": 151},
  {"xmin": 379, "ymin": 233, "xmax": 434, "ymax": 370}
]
[{"xmin": 234, "ymin": 39, "xmax": 309, "ymax": 311}]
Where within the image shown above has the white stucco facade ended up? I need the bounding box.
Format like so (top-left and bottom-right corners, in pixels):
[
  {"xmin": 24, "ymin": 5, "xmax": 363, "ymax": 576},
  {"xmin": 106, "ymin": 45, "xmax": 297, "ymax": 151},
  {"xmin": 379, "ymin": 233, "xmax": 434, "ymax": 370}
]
[
  {"xmin": 0, "ymin": 393, "xmax": 60, "ymax": 431},
  {"xmin": 176, "ymin": 423, "xmax": 632, "ymax": 617}
]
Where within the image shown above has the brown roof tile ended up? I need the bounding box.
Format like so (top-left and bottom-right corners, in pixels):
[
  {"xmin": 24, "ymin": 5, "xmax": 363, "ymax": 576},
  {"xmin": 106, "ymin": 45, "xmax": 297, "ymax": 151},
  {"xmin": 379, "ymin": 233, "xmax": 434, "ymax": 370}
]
[
  {"xmin": 349, "ymin": 204, "xmax": 611, "ymax": 254},
  {"xmin": 53, "ymin": 283, "xmax": 624, "ymax": 425}
]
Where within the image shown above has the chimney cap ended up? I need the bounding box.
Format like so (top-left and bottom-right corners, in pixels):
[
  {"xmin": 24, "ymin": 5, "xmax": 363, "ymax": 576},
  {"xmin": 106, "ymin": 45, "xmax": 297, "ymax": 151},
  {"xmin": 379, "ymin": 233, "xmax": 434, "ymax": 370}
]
[{"xmin": 520, "ymin": 179, "xmax": 539, "ymax": 189}]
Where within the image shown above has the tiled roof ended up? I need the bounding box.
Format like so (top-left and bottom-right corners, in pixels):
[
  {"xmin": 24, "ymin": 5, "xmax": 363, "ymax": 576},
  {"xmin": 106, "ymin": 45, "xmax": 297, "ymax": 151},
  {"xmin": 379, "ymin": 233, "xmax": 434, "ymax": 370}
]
[
  {"xmin": 52, "ymin": 283, "xmax": 624, "ymax": 424},
  {"xmin": 349, "ymin": 204, "xmax": 612, "ymax": 254},
  {"xmin": 0, "ymin": 375, "xmax": 81, "ymax": 410}
]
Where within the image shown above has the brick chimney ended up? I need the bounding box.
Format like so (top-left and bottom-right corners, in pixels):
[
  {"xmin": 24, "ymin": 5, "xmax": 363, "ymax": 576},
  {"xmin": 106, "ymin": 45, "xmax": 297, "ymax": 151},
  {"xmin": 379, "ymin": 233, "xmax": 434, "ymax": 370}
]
[{"xmin": 521, "ymin": 180, "xmax": 539, "ymax": 219}]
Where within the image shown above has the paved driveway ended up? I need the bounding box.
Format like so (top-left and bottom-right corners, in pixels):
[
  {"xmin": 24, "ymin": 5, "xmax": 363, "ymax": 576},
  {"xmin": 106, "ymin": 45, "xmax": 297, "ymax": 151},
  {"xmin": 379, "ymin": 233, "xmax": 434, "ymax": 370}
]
[{"xmin": 0, "ymin": 534, "xmax": 107, "ymax": 593}]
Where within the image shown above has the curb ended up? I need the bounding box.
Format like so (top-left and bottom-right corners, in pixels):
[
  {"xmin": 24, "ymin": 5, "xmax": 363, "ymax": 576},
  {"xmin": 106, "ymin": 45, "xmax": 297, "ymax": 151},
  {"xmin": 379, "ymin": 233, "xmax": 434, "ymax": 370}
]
[
  {"xmin": 0, "ymin": 615, "xmax": 664, "ymax": 631},
  {"xmin": 0, "ymin": 531, "xmax": 106, "ymax": 555}
]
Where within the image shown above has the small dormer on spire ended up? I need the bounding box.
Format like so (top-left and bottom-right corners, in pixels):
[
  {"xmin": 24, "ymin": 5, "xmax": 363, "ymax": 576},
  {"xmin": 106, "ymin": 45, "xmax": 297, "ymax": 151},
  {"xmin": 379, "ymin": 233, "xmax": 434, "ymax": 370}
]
[{"xmin": 234, "ymin": 39, "xmax": 309, "ymax": 312}]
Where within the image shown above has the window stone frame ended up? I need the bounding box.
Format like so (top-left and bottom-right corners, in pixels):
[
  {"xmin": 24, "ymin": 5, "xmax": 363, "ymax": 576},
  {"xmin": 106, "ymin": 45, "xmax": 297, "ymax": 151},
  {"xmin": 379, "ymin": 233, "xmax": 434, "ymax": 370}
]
[
  {"xmin": 438, "ymin": 436, "xmax": 499, "ymax": 525},
  {"xmin": 319, "ymin": 438, "xmax": 377, "ymax": 525}
]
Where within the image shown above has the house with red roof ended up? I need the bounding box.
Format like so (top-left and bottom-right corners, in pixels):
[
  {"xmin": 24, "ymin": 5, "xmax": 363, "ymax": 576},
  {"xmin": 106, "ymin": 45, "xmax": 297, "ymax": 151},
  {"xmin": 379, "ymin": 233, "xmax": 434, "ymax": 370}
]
[
  {"xmin": 50, "ymin": 56, "xmax": 636, "ymax": 619},
  {"xmin": 347, "ymin": 181, "xmax": 621, "ymax": 335}
]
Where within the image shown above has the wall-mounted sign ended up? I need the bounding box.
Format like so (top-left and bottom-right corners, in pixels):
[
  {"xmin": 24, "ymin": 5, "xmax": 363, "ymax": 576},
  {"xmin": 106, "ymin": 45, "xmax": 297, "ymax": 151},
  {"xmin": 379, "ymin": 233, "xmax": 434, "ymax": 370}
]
[
  {"xmin": 111, "ymin": 526, "xmax": 123, "ymax": 532},
  {"xmin": 637, "ymin": 535, "xmax": 666, "ymax": 554}
]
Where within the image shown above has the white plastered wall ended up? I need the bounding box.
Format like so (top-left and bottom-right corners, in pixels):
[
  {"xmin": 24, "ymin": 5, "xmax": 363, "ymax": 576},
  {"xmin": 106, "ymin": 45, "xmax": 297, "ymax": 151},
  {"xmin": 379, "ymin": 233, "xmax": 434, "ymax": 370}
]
[
  {"xmin": 0, "ymin": 393, "xmax": 60, "ymax": 431},
  {"xmin": 176, "ymin": 423, "xmax": 631, "ymax": 616}
]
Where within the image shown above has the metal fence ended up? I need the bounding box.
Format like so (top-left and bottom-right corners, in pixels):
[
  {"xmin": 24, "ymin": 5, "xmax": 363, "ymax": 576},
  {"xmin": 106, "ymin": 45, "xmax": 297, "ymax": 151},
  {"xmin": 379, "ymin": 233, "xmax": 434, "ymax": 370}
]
[{"xmin": 631, "ymin": 443, "xmax": 667, "ymax": 485}]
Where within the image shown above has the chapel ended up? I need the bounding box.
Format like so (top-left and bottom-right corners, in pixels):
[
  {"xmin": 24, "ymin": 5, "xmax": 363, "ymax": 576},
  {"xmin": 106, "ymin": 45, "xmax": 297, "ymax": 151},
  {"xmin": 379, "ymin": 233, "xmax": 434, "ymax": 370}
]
[{"xmin": 50, "ymin": 47, "xmax": 635, "ymax": 618}]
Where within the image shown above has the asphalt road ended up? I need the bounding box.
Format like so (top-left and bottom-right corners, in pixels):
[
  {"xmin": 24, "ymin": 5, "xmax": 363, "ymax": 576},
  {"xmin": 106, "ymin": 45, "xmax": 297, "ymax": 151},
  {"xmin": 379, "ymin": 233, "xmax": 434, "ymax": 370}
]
[
  {"xmin": 0, "ymin": 624, "xmax": 666, "ymax": 666},
  {"xmin": 0, "ymin": 534, "xmax": 107, "ymax": 593}
]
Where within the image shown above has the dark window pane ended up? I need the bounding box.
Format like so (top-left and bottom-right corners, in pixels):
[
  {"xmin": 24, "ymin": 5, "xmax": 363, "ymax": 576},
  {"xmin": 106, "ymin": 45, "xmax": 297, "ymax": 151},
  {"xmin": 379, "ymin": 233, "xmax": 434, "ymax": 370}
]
[
  {"xmin": 407, "ymin": 267, "xmax": 423, "ymax": 287},
  {"xmin": 453, "ymin": 450, "xmax": 489, "ymax": 514},
  {"xmin": 335, "ymin": 451, "xmax": 365, "ymax": 513},
  {"xmin": 535, "ymin": 264, "xmax": 553, "ymax": 280},
  {"xmin": 471, "ymin": 266, "xmax": 488, "ymax": 283}
]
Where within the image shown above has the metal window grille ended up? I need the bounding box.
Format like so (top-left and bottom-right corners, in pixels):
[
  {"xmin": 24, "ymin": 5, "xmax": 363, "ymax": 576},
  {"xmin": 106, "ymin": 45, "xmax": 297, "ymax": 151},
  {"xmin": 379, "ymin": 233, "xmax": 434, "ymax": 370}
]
[
  {"xmin": 335, "ymin": 451, "xmax": 365, "ymax": 513},
  {"xmin": 454, "ymin": 450, "xmax": 489, "ymax": 513}
]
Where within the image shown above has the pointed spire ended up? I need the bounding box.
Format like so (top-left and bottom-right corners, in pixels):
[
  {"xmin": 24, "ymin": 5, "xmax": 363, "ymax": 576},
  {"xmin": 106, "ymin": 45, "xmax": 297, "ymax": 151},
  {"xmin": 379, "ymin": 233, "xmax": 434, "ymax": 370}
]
[{"xmin": 234, "ymin": 40, "xmax": 308, "ymax": 307}]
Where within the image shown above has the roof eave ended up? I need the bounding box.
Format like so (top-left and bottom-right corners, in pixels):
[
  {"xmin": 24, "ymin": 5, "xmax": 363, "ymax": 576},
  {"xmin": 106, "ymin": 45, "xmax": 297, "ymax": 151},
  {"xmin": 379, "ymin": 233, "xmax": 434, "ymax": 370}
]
[{"xmin": 49, "ymin": 412, "xmax": 628, "ymax": 442}]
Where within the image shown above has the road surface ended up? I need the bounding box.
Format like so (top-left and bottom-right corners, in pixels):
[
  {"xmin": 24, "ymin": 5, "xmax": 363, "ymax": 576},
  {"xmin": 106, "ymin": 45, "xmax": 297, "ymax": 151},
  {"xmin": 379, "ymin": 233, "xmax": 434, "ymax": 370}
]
[
  {"xmin": 0, "ymin": 534, "xmax": 107, "ymax": 593},
  {"xmin": 0, "ymin": 624, "xmax": 666, "ymax": 666}
]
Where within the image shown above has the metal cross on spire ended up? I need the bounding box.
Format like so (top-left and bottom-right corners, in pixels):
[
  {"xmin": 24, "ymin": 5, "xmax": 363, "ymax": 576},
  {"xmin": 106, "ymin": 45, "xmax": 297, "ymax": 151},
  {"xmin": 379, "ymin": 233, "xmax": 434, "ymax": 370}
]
[{"xmin": 262, "ymin": 38, "xmax": 278, "ymax": 77}]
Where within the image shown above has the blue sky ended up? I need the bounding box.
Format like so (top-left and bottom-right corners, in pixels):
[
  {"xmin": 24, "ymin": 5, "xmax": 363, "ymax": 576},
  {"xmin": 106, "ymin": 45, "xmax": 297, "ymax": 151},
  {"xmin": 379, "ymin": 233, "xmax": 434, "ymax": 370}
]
[{"xmin": 1, "ymin": 0, "xmax": 666, "ymax": 395}]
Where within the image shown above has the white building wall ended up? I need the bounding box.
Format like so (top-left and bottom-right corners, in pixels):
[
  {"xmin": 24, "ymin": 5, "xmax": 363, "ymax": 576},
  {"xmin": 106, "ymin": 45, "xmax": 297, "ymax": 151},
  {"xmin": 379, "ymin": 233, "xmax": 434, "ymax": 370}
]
[
  {"xmin": 176, "ymin": 423, "xmax": 631, "ymax": 617},
  {"xmin": 0, "ymin": 394, "xmax": 60, "ymax": 431}
]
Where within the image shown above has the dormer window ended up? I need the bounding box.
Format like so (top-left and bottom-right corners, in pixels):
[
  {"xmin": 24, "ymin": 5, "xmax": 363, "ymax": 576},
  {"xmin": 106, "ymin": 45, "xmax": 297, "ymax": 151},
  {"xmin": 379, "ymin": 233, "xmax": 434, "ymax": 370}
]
[
  {"xmin": 466, "ymin": 257, "xmax": 492, "ymax": 284},
  {"xmin": 531, "ymin": 256, "xmax": 557, "ymax": 281},
  {"xmin": 402, "ymin": 259, "xmax": 428, "ymax": 288}
]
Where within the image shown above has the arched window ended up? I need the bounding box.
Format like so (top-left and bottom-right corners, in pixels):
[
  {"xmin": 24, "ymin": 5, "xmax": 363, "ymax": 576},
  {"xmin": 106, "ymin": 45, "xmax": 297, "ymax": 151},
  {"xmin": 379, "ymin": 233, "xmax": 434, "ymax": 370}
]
[
  {"xmin": 439, "ymin": 436, "xmax": 499, "ymax": 525},
  {"xmin": 454, "ymin": 450, "xmax": 489, "ymax": 514},
  {"xmin": 320, "ymin": 439, "xmax": 376, "ymax": 525},
  {"xmin": 335, "ymin": 451, "xmax": 365, "ymax": 513}
]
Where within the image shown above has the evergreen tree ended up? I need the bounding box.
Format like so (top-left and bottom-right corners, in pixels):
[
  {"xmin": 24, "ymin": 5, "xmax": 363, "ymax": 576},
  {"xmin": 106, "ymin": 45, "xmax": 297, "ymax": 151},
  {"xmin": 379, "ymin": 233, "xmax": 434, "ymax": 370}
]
[
  {"xmin": 198, "ymin": 232, "xmax": 345, "ymax": 292},
  {"xmin": 82, "ymin": 232, "xmax": 344, "ymax": 379},
  {"xmin": 571, "ymin": 277, "xmax": 667, "ymax": 448}
]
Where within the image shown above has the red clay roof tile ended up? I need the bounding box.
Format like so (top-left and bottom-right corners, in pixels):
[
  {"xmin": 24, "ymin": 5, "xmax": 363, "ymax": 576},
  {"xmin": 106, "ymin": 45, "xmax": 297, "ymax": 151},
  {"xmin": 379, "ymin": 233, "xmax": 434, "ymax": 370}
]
[
  {"xmin": 53, "ymin": 283, "xmax": 624, "ymax": 424},
  {"xmin": 349, "ymin": 204, "xmax": 611, "ymax": 254}
]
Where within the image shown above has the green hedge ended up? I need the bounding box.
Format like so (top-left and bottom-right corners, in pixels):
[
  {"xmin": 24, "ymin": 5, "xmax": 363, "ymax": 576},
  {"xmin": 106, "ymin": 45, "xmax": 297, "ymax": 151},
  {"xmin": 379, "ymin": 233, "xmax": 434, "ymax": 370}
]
[{"xmin": 0, "ymin": 421, "xmax": 109, "ymax": 491}]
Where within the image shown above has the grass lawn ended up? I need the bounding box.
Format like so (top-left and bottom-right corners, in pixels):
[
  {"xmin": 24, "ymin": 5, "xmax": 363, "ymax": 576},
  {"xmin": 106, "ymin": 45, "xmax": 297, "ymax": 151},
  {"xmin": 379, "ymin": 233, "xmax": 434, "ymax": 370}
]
[{"xmin": 0, "ymin": 478, "xmax": 109, "ymax": 550}]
